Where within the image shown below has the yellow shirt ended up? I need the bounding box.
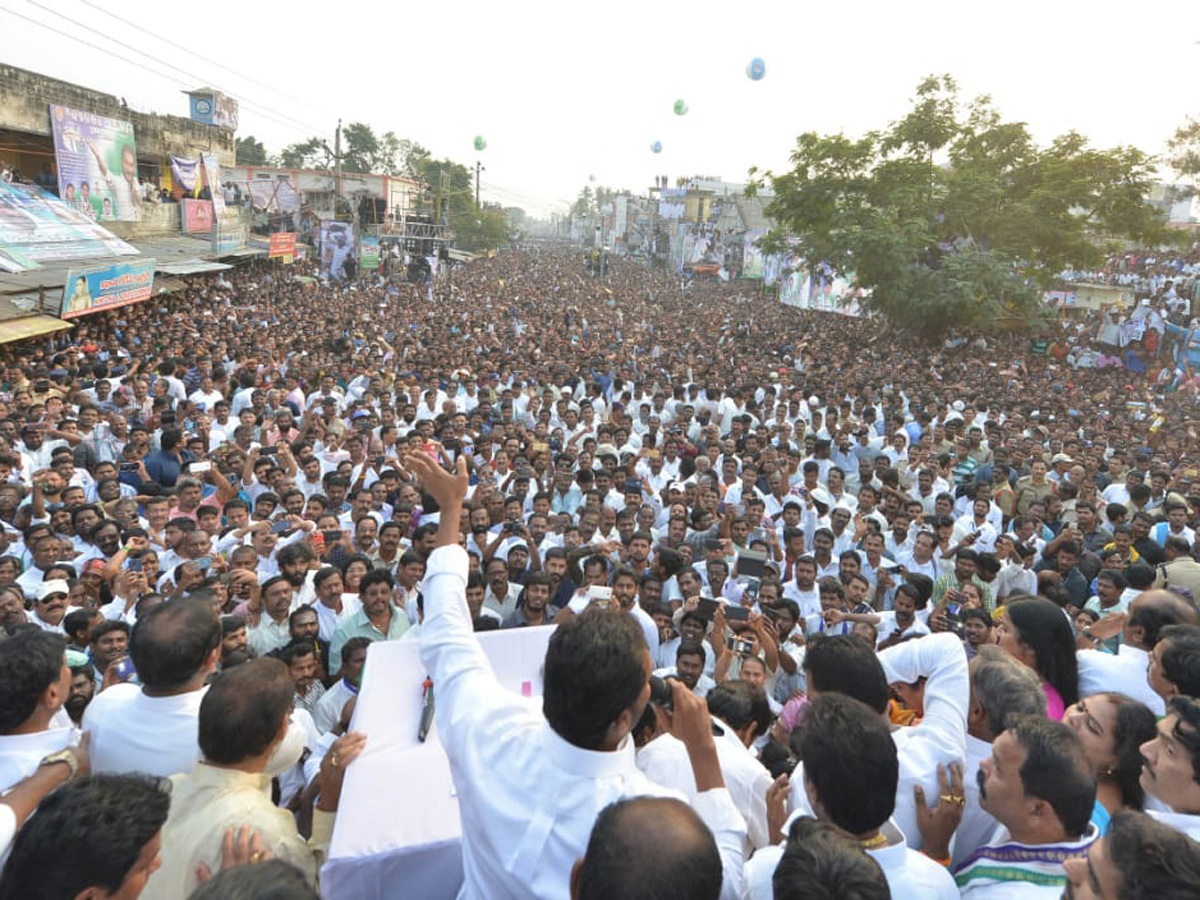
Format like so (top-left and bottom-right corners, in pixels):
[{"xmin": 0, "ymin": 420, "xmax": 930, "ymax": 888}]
[{"xmin": 140, "ymin": 762, "xmax": 333, "ymax": 899}]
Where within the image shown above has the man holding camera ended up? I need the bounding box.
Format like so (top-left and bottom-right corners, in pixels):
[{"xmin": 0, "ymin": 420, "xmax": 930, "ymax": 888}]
[{"xmin": 407, "ymin": 452, "xmax": 747, "ymax": 899}]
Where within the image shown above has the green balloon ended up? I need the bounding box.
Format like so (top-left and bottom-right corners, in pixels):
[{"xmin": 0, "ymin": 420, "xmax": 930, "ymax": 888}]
[
  {"xmin": 673, "ymin": 99, "xmax": 688, "ymax": 116},
  {"xmin": 473, "ymin": 135, "xmax": 487, "ymax": 151}
]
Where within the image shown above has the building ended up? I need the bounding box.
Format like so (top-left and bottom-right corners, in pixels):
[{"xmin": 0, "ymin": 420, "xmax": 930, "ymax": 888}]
[
  {"xmin": 222, "ymin": 164, "xmax": 422, "ymax": 227},
  {"xmin": 0, "ymin": 63, "xmax": 234, "ymax": 198}
]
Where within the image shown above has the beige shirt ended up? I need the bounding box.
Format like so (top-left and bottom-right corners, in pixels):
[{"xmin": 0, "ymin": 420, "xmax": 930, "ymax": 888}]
[{"xmin": 140, "ymin": 762, "xmax": 333, "ymax": 899}]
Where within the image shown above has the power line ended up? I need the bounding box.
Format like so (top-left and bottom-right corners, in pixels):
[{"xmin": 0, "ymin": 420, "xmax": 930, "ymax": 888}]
[
  {"xmin": 25, "ymin": 0, "xmax": 327, "ymax": 136},
  {"xmin": 73, "ymin": 0, "xmax": 338, "ymax": 123},
  {"xmin": 4, "ymin": 1, "xmax": 328, "ymax": 141}
]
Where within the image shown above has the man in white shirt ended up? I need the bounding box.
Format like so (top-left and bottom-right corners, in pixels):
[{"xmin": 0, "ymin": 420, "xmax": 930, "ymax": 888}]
[
  {"xmin": 0, "ymin": 628, "xmax": 77, "ymax": 794},
  {"xmin": 745, "ymin": 693, "xmax": 958, "ymax": 899},
  {"xmin": 83, "ymin": 597, "xmax": 218, "ymax": 777},
  {"xmin": 958, "ymin": 716, "xmax": 1100, "ymax": 897},
  {"xmin": 410, "ymin": 453, "xmax": 743, "ymax": 900},
  {"xmin": 953, "ymin": 645, "xmax": 1048, "ymax": 869},
  {"xmin": 1140, "ymin": 695, "xmax": 1200, "ymax": 841},
  {"xmin": 1077, "ymin": 590, "xmax": 1197, "ymax": 717},
  {"xmin": 637, "ymin": 680, "xmax": 774, "ymax": 850}
]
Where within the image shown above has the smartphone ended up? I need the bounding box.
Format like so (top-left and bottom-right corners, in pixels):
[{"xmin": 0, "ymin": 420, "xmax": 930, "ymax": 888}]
[
  {"xmin": 884, "ymin": 564, "xmax": 903, "ymax": 574},
  {"xmin": 120, "ymin": 462, "xmax": 138, "ymax": 472},
  {"xmin": 323, "ymin": 530, "xmax": 343, "ymax": 544},
  {"xmin": 587, "ymin": 585, "xmax": 613, "ymax": 604},
  {"xmin": 422, "ymin": 442, "xmax": 439, "ymax": 460},
  {"xmin": 193, "ymin": 555, "xmax": 213, "ymax": 572},
  {"xmin": 113, "ymin": 657, "xmax": 136, "ymax": 681},
  {"xmin": 270, "ymin": 520, "xmax": 292, "ymax": 534},
  {"xmin": 190, "ymin": 460, "xmax": 212, "ymax": 474},
  {"xmin": 124, "ymin": 556, "xmax": 143, "ymax": 572},
  {"xmin": 504, "ymin": 521, "xmax": 521, "ymax": 534},
  {"xmin": 374, "ymin": 455, "xmax": 387, "ymax": 468},
  {"xmin": 725, "ymin": 605, "xmax": 752, "ymax": 622},
  {"xmin": 696, "ymin": 598, "xmax": 719, "ymax": 620},
  {"xmin": 749, "ymin": 528, "xmax": 767, "ymax": 543},
  {"xmin": 732, "ymin": 503, "xmax": 746, "ymax": 517},
  {"xmin": 259, "ymin": 445, "xmax": 278, "ymax": 455},
  {"xmin": 733, "ymin": 637, "xmax": 755, "ymax": 655}
]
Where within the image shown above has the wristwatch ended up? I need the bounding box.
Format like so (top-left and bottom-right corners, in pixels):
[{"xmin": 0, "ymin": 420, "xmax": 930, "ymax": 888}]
[
  {"xmin": 39, "ymin": 748, "xmax": 79, "ymax": 778},
  {"xmin": 1082, "ymin": 627, "xmax": 1097, "ymax": 643}
]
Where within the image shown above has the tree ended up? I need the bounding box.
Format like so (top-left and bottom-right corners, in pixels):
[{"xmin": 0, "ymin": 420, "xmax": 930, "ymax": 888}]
[
  {"xmin": 1168, "ymin": 114, "xmax": 1200, "ymax": 198},
  {"xmin": 341, "ymin": 122, "xmax": 379, "ymax": 173},
  {"xmin": 751, "ymin": 76, "xmax": 1178, "ymax": 335},
  {"xmin": 234, "ymin": 135, "xmax": 268, "ymax": 166},
  {"xmin": 279, "ymin": 137, "xmax": 326, "ymax": 169}
]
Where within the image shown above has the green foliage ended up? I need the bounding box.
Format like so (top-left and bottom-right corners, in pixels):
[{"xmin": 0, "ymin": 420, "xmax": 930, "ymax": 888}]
[
  {"xmin": 234, "ymin": 135, "xmax": 268, "ymax": 166},
  {"xmin": 278, "ymin": 137, "xmax": 326, "ymax": 170},
  {"xmin": 753, "ymin": 76, "xmax": 1177, "ymax": 336},
  {"xmin": 1168, "ymin": 115, "xmax": 1200, "ymax": 198}
]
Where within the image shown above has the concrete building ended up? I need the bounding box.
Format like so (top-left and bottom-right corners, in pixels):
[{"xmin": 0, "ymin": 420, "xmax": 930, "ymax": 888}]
[
  {"xmin": 0, "ymin": 62, "xmax": 235, "ymax": 187},
  {"xmin": 222, "ymin": 164, "xmax": 422, "ymax": 225}
]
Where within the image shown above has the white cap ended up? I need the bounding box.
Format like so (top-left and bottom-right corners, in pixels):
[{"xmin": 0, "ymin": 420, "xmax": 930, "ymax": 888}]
[{"xmin": 36, "ymin": 579, "xmax": 69, "ymax": 601}]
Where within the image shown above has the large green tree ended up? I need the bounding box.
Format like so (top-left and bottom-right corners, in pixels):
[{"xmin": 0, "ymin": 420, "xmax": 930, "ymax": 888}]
[
  {"xmin": 1168, "ymin": 114, "xmax": 1200, "ymax": 196},
  {"xmin": 751, "ymin": 75, "xmax": 1176, "ymax": 335},
  {"xmin": 278, "ymin": 137, "xmax": 326, "ymax": 169},
  {"xmin": 234, "ymin": 135, "xmax": 268, "ymax": 165}
]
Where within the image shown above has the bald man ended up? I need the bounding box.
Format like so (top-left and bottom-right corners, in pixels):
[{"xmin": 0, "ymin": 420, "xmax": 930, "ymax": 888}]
[
  {"xmin": 1077, "ymin": 589, "xmax": 1199, "ymax": 716},
  {"xmin": 570, "ymin": 796, "xmax": 722, "ymax": 900}
]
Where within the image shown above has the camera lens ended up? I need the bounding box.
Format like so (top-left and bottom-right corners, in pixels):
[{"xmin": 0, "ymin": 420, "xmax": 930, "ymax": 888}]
[{"xmin": 648, "ymin": 674, "xmax": 673, "ymax": 711}]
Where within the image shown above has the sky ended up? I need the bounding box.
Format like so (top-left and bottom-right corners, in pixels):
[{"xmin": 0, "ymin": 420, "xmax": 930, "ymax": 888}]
[{"xmin": 2, "ymin": 0, "xmax": 1198, "ymax": 217}]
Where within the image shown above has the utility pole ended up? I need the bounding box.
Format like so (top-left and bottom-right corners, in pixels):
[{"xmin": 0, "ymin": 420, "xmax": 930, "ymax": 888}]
[
  {"xmin": 475, "ymin": 160, "xmax": 484, "ymax": 209},
  {"xmin": 334, "ymin": 118, "xmax": 343, "ymax": 217}
]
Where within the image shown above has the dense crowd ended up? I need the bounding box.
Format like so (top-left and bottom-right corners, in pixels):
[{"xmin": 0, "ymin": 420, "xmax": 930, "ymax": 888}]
[{"xmin": 2, "ymin": 244, "xmax": 1200, "ymax": 898}]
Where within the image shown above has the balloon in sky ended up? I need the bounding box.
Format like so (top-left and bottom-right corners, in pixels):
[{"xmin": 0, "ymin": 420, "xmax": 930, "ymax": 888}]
[
  {"xmin": 673, "ymin": 99, "xmax": 688, "ymax": 116},
  {"xmin": 589, "ymin": 174, "xmax": 596, "ymax": 182},
  {"xmin": 473, "ymin": 135, "xmax": 487, "ymax": 151},
  {"xmin": 650, "ymin": 141, "xmax": 662, "ymax": 154},
  {"xmin": 746, "ymin": 57, "xmax": 766, "ymax": 80}
]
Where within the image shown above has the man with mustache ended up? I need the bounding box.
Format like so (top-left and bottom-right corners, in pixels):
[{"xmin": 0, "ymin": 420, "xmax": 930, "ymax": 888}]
[
  {"xmin": 1060, "ymin": 810, "xmax": 1200, "ymax": 899},
  {"xmin": 957, "ymin": 716, "xmax": 1098, "ymax": 897},
  {"xmin": 1138, "ymin": 695, "xmax": 1200, "ymax": 841}
]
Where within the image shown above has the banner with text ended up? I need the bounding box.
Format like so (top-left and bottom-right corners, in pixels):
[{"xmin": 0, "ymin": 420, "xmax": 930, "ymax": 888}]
[
  {"xmin": 269, "ymin": 232, "xmax": 296, "ymax": 260},
  {"xmin": 49, "ymin": 104, "xmax": 141, "ymax": 222},
  {"xmin": 359, "ymin": 235, "xmax": 380, "ymax": 270},
  {"xmin": 61, "ymin": 258, "xmax": 156, "ymax": 319},
  {"xmin": 201, "ymin": 153, "xmax": 225, "ymax": 217},
  {"xmin": 181, "ymin": 199, "xmax": 214, "ymax": 234},
  {"xmin": 0, "ymin": 181, "xmax": 138, "ymax": 273}
]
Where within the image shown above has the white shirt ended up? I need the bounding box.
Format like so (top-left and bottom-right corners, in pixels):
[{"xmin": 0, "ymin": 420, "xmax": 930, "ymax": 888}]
[
  {"xmin": 1148, "ymin": 808, "xmax": 1200, "ymax": 841},
  {"xmin": 953, "ymin": 733, "xmax": 1000, "ymax": 869},
  {"xmin": 637, "ymin": 716, "xmax": 774, "ymax": 850},
  {"xmin": 744, "ymin": 817, "xmax": 958, "ymax": 899},
  {"xmin": 790, "ymin": 633, "xmax": 969, "ymax": 851},
  {"xmin": 0, "ymin": 725, "xmax": 76, "ymax": 793},
  {"xmin": 83, "ymin": 683, "xmax": 207, "ymax": 777},
  {"xmin": 418, "ymin": 544, "xmax": 680, "ymax": 900},
  {"xmin": 653, "ymin": 666, "xmax": 717, "ymax": 699},
  {"xmin": 874, "ymin": 612, "xmax": 931, "ymax": 647},
  {"xmin": 1076, "ymin": 644, "xmax": 1164, "ymax": 716},
  {"xmin": 312, "ymin": 678, "xmax": 356, "ymax": 735}
]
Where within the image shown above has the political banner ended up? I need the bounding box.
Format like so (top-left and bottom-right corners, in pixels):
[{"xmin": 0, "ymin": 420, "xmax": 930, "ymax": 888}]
[
  {"xmin": 170, "ymin": 154, "xmax": 200, "ymax": 193},
  {"xmin": 181, "ymin": 199, "xmax": 214, "ymax": 234},
  {"xmin": 743, "ymin": 229, "xmax": 767, "ymax": 279},
  {"xmin": 211, "ymin": 212, "xmax": 247, "ymax": 255},
  {"xmin": 201, "ymin": 153, "xmax": 225, "ymax": 217},
  {"xmin": 269, "ymin": 232, "xmax": 296, "ymax": 260},
  {"xmin": 188, "ymin": 91, "xmax": 238, "ymax": 130},
  {"xmin": 320, "ymin": 221, "xmax": 356, "ymax": 281},
  {"xmin": 49, "ymin": 104, "xmax": 141, "ymax": 222},
  {"xmin": 248, "ymin": 177, "xmax": 300, "ymax": 213},
  {"xmin": 359, "ymin": 235, "xmax": 380, "ymax": 270},
  {"xmin": 61, "ymin": 258, "xmax": 155, "ymax": 319},
  {"xmin": 0, "ymin": 181, "xmax": 138, "ymax": 273}
]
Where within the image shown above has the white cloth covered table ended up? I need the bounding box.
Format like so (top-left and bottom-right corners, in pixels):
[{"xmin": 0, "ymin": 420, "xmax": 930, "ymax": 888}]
[{"xmin": 321, "ymin": 626, "xmax": 554, "ymax": 899}]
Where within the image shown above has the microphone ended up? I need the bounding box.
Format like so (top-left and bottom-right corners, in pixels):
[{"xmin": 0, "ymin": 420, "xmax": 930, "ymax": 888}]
[{"xmin": 418, "ymin": 678, "xmax": 435, "ymax": 742}]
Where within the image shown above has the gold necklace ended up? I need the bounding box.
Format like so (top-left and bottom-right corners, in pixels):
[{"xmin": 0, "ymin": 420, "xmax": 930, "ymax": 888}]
[{"xmin": 859, "ymin": 832, "xmax": 889, "ymax": 849}]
